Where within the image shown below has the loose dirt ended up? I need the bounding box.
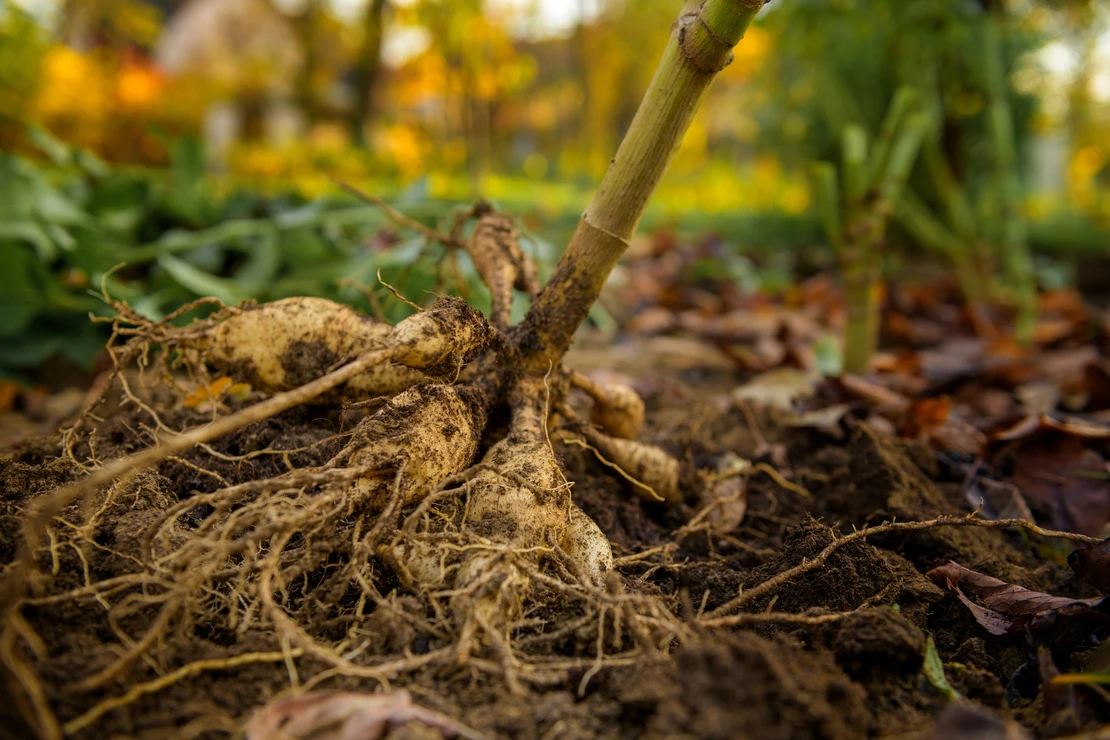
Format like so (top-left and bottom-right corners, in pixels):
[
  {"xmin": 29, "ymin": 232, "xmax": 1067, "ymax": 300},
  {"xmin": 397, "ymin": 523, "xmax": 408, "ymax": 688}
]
[{"xmin": 0, "ymin": 335, "xmax": 1105, "ymax": 739}]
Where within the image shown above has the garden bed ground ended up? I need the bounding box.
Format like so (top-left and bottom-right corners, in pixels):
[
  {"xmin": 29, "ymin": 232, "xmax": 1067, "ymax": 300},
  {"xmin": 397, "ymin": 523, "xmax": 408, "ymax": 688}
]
[{"xmin": 1, "ymin": 324, "xmax": 1107, "ymax": 740}]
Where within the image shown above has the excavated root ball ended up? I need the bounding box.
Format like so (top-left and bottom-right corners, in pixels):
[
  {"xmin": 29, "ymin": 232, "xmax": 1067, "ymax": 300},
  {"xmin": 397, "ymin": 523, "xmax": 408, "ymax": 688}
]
[
  {"xmin": 189, "ymin": 296, "xmax": 423, "ymax": 394},
  {"xmin": 350, "ymin": 381, "xmax": 492, "ymax": 507}
]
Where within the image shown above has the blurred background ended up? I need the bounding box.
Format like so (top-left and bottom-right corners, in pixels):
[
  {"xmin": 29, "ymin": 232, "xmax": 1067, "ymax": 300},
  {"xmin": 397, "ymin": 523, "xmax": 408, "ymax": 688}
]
[{"xmin": 1, "ymin": 0, "xmax": 1110, "ymax": 387}]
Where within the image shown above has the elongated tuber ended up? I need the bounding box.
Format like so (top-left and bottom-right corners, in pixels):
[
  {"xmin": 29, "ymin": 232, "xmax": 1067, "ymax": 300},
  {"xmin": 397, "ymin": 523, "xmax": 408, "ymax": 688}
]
[
  {"xmin": 185, "ymin": 295, "xmax": 495, "ymax": 400},
  {"xmin": 466, "ymin": 206, "xmax": 539, "ymax": 330},
  {"xmin": 577, "ymin": 425, "xmax": 682, "ymax": 505},
  {"xmin": 571, "ymin": 372, "xmax": 646, "ymax": 440}
]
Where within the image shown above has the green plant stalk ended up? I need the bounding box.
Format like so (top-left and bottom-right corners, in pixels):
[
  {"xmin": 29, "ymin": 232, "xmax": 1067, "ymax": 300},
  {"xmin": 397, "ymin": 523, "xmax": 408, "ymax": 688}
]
[
  {"xmin": 862, "ymin": 87, "xmax": 918, "ymax": 194},
  {"xmin": 810, "ymin": 162, "xmax": 842, "ymax": 250},
  {"xmin": 837, "ymin": 106, "xmax": 927, "ymax": 376},
  {"xmin": 838, "ymin": 122, "xmax": 875, "ymax": 374},
  {"xmin": 983, "ymin": 14, "xmax": 1036, "ymax": 343},
  {"xmin": 840, "ymin": 236, "xmax": 881, "ymax": 375},
  {"xmin": 514, "ymin": 0, "xmax": 767, "ymax": 372}
]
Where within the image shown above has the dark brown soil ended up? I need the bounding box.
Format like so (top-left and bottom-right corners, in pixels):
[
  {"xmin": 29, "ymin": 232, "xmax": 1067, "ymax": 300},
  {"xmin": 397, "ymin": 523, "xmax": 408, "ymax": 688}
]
[{"xmin": 0, "ymin": 348, "xmax": 1106, "ymax": 740}]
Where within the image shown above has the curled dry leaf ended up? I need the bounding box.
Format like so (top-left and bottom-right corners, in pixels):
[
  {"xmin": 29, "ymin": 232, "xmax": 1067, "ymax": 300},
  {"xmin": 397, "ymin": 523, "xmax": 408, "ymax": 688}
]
[
  {"xmin": 904, "ymin": 396, "xmax": 988, "ymax": 456},
  {"xmin": 696, "ymin": 452, "xmax": 750, "ymax": 535},
  {"xmin": 835, "ymin": 374, "xmax": 911, "ymax": 413},
  {"xmin": 244, "ymin": 690, "xmax": 487, "ymax": 740},
  {"xmin": 1069, "ymin": 537, "xmax": 1110, "ymax": 594},
  {"xmin": 965, "ymin": 476, "xmax": 1035, "ymax": 523},
  {"xmin": 998, "ymin": 412, "xmax": 1110, "ymax": 442},
  {"xmin": 926, "ymin": 561, "xmax": 1107, "ymax": 637},
  {"xmin": 785, "ymin": 403, "xmax": 851, "ymax": 439},
  {"xmin": 731, "ymin": 367, "xmax": 820, "ymax": 413}
]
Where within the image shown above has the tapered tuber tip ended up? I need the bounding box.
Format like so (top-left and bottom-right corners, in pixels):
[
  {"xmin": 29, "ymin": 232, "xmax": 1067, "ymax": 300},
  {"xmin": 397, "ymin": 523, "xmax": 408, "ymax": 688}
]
[
  {"xmin": 589, "ymin": 383, "xmax": 646, "ymax": 440},
  {"xmin": 389, "ymin": 297, "xmax": 497, "ymax": 376}
]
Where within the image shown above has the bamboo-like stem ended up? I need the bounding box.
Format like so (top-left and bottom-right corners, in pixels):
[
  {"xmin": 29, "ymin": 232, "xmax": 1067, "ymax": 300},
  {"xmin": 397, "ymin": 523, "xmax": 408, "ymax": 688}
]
[{"xmin": 513, "ymin": 0, "xmax": 767, "ymax": 373}]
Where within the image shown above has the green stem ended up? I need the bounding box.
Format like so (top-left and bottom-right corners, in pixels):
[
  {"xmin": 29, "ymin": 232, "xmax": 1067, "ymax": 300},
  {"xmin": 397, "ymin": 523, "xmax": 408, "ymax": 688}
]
[
  {"xmin": 514, "ymin": 0, "xmax": 767, "ymax": 372},
  {"xmin": 841, "ymin": 244, "xmax": 881, "ymax": 376},
  {"xmin": 983, "ymin": 13, "xmax": 1036, "ymax": 343}
]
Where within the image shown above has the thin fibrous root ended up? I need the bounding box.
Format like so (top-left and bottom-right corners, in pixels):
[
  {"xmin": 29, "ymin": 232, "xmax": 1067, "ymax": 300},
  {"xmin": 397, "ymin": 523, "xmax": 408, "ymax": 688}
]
[
  {"xmin": 703, "ymin": 513, "xmax": 1102, "ymax": 621},
  {"xmin": 4, "ymin": 297, "xmax": 497, "ymax": 610}
]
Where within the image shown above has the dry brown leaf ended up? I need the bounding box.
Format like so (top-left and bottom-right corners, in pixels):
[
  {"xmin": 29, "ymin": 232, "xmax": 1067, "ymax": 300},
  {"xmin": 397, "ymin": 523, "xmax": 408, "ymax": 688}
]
[
  {"xmin": 1011, "ymin": 438, "xmax": 1110, "ymax": 536},
  {"xmin": 1069, "ymin": 537, "xmax": 1110, "ymax": 594},
  {"xmin": 731, "ymin": 368, "xmax": 820, "ymax": 413},
  {"xmin": 244, "ymin": 690, "xmax": 486, "ymax": 740},
  {"xmin": 926, "ymin": 561, "xmax": 1105, "ymax": 636},
  {"xmin": 0, "ymin": 381, "xmax": 18, "ymax": 414},
  {"xmin": 184, "ymin": 376, "xmax": 234, "ymax": 409}
]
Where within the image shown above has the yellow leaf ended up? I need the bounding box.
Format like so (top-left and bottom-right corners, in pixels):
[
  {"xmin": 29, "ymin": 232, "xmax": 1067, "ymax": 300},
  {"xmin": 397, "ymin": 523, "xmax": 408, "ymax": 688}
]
[{"xmin": 184, "ymin": 376, "xmax": 234, "ymax": 408}]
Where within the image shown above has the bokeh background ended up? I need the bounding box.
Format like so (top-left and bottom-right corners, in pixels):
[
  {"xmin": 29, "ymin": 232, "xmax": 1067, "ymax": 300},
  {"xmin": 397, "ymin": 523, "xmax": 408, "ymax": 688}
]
[{"xmin": 1, "ymin": 0, "xmax": 1109, "ymax": 385}]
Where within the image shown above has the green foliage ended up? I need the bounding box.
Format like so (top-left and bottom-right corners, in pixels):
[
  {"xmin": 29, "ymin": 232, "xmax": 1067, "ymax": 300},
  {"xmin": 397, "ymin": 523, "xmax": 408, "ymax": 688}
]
[
  {"xmin": 810, "ymin": 86, "xmax": 929, "ymax": 374},
  {"xmin": 0, "ymin": 132, "xmax": 483, "ymax": 383},
  {"xmin": 759, "ymin": 0, "xmax": 1038, "ymax": 174}
]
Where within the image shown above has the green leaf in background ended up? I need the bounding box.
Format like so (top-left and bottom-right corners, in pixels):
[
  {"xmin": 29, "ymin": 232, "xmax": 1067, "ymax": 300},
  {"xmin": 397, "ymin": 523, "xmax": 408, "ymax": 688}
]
[
  {"xmin": 0, "ymin": 221, "xmax": 56, "ymax": 262},
  {"xmin": 27, "ymin": 125, "xmax": 72, "ymax": 167},
  {"xmin": 156, "ymin": 254, "xmax": 247, "ymax": 306},
  {"xmin": 813, "ymin": 335, "xmax": 844, "ymax": 377},
  {"xmin": 0, "ymin": 243, "xmax": 48, "ymax": 337},
  {"xmin": 232, "ymin": 224, "xmax": 281, "ymax": 292}
]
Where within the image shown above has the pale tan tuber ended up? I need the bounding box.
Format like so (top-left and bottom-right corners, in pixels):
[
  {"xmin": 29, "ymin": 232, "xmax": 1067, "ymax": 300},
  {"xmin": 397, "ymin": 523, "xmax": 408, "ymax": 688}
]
[
  {"xmin": 577, "ymin": 425, "xmax": 682, "ymax": 505},
  {"xmin": 465, "ymin": 206, "xmax": 540, "ymax": 330},
  {"xmin": 183, "ymin": 295, "xmax": 495, "ymax": 401},
  {"xmin": 192, "ymin": 296, "xmax": 422, "ymax": 395},
  {"xmin": 571, "ymin": 372, "xmax": 646, "ymax": 440},
  {"xmin": 350, "ymin": 382, "xmax": 490, "ymax": 508}
]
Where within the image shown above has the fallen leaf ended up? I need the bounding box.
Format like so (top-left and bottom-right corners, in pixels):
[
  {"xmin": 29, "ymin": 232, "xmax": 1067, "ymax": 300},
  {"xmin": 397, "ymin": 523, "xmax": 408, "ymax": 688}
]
[
  {"xmin": 965, "ymin": 477, "xmax": 1035, "ymax": 523},
  {"xmin": 1011, "ymin": 438, "xmax": 1110, "ymax": 536},
  {"xmin": 184, "ymin": 376, "xmax": 234, "ymax": 409},
  {"xmin": 926, "ymin": 561, "xmax": 1106, "ymax": 637},
  {"xmin": 785, "ymin": 403, "xmax": 851, "ymax": 439},
  {"xmin": 731, "ymin": 367, "xmax": 820, "ymax": 413},
  {"xmin": 244, "ymin": 690, "xmax": 486, "ymax": 740},
  {"xmin": 1040, "ymin": 412, "xmax": 1110, "ymax": 439},
  {"xmin": 625, "ymin": 306, "xmax": 676, "ymax": 335},
  {"xmin": 902, "ymin": 396, "xmax": 989, "ymax": 456},
  {"xmin": 836, "ymin": 375, "xmax": 912, "ymax": 412},
  {"xmin": 905, "ymin": 397, "xmax": 952, "ymax": 438},
  {"xmin": 1068, "ymin": 537, "xmax": 1110, "ymax": 594},
  {"xmin": 1015, "ymin": 382, "xmax": 1059, "ymax": 415},
  {"xmin": 0, "ymin": 382, "xmax": 18, "ymax": 413}
]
